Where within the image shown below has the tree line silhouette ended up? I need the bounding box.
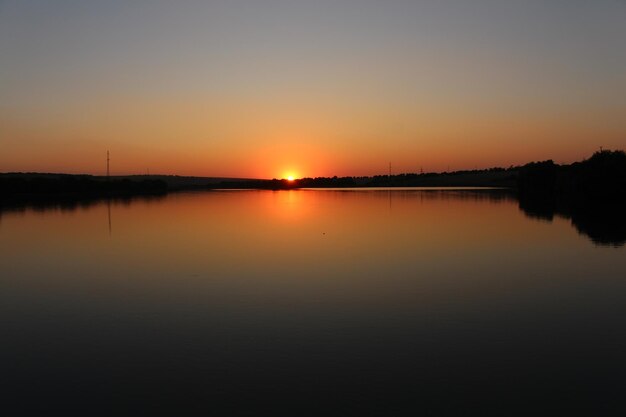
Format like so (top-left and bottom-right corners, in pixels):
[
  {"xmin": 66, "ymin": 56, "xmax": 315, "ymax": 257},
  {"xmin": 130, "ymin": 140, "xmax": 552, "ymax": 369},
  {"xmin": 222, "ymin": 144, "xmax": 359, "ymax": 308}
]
[
  {"xmin": 518, "ymin": 149, "xmax": 626, "ymax": 201},
  {"xmin": 0, "ymin": 174, "xmax": 167, "ymax": 196},
  {"xmin": 517, "ymin": 150, "xmax": 626, "ymax": 246},
  {"xmin": 210, "ymin": 167, "xmax": 518, "ymax": 189},
  {"xmin": 2, "ymin": 149, "xmax": 624, "ymax": 200}
]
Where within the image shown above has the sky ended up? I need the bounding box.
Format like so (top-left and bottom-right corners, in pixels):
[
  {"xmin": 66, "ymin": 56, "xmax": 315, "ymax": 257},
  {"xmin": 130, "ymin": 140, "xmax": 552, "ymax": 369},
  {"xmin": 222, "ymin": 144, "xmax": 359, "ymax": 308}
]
[{"xmin": 1, "ymin": 0, "xmax": 625, "ymax": 178}]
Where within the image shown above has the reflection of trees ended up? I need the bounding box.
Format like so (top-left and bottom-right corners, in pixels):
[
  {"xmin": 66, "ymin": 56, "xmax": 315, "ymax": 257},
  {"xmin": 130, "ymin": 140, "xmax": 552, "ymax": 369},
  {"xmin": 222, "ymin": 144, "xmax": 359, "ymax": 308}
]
[
  {"xmin": 568, "ymin": 204, "xmax": 626, "ymax": 247},
  {"xmin": 3, "ymin": 184, "xmax": 624, "ymax": 247},
  {"xmin": 518, "ymin": 196, "xmax": 626, "ymax": 247},
  {"xmin": 0, "ymin": 194, "xmax": 166, "ymax": 216},
  {"xmin": 518, "ymin": 196, "xmax": 555, "ymax": 221},
  {"xmin": 323, "ymin": 188, "xmax": 516, "ymax": 202}
]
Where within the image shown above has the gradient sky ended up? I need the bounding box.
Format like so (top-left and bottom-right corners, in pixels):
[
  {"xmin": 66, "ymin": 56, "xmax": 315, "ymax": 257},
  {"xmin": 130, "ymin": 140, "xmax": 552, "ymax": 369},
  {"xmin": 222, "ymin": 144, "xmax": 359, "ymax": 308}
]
[{"xmin": 1, "ymin": 0, "xmax": 625, "ymax": 178}]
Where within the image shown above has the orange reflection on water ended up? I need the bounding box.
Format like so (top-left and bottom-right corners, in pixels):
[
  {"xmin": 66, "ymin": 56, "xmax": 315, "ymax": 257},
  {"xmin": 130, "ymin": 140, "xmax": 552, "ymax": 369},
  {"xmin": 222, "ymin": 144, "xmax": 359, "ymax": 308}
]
[{"xmin": 3, "ymin": 188, "xmax": 623, "ymax": 311}]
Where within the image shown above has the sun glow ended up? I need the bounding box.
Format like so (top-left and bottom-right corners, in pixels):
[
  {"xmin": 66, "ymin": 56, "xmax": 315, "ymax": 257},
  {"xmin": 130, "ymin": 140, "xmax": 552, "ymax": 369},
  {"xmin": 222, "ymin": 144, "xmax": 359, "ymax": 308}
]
[{"xmin": 287, "ymin": 175, "xmax": 295, "ymax": 181}]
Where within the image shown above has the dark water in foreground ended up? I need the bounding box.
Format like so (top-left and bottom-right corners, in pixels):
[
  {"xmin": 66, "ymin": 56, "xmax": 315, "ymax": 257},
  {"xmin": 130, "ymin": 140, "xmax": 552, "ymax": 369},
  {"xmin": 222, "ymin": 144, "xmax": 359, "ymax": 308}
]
[{"xmin": 1, "ymin": 189, "xmax": 625, "ymax": 416}]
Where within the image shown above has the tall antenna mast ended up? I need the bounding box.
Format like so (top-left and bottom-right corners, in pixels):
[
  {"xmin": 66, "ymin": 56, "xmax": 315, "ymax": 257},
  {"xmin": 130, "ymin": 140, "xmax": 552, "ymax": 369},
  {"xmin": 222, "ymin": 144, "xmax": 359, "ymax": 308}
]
[
  {"xmin": 107, "ymin": 150, "xmax": 110, "ymax": 179},
  {"xmin": 389, "ymin": 162, "xmax": 391, "ymax": 178}
]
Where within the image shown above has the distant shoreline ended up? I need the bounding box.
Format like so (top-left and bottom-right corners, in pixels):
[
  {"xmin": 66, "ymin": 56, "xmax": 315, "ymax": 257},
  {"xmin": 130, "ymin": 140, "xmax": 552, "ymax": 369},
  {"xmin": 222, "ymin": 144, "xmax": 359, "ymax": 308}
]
[{"xmin": 1, "ymin": 150, "xmax": 624, "ymax": 201}]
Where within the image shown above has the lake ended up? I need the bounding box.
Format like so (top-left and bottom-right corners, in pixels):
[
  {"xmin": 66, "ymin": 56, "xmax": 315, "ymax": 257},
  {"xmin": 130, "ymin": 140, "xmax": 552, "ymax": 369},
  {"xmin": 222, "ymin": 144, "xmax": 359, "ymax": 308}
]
[{"xmin": 1, "ymin": 189, "xmax": 625, "ymax": 416}]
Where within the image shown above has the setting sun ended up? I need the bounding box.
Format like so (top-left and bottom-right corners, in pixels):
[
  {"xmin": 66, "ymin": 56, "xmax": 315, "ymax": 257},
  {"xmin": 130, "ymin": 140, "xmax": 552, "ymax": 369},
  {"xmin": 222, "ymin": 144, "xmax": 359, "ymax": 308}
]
[{"xmin": 287, "ymin": 175, "xmax": 295, "ymax": 181}]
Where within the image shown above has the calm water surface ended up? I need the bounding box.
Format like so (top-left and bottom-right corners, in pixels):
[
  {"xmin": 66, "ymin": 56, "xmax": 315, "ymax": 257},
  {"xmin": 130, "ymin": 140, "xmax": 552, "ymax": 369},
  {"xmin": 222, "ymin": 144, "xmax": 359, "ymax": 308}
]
[{"xmin": 1, "ymin": 189, "xmax": 625, "ymax": 416}]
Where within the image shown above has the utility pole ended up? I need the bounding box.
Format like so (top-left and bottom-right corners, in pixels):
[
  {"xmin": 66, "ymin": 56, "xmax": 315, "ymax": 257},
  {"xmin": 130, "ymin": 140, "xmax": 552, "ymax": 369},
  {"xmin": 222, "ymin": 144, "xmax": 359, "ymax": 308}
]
[
  {"xmin": 107, "ymin": 150, "xmax": 110, "ymax": 179},
  {"xmin": 389, "ymin": 162, "xmax": 391, "ymax": 178}
]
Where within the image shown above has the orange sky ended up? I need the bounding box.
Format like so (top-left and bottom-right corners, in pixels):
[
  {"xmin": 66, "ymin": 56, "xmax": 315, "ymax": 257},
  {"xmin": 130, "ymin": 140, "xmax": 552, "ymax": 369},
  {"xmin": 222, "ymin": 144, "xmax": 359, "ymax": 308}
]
[{"xmin": 1, "ymin": 1, "xmax": 625, "ymax": 178}]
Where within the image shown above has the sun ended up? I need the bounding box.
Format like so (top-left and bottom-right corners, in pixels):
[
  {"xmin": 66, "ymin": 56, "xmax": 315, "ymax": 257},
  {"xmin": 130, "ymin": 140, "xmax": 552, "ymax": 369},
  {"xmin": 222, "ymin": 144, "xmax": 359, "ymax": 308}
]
[{"xmin": 282, "ymin": 170, "xmax": 298, "ymax": 181}]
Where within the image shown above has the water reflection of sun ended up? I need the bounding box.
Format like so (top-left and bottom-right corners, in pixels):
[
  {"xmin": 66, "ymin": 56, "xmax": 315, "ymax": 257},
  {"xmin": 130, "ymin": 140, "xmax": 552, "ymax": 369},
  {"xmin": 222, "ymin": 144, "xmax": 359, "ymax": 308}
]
[{"xmin": 268, "ymin": 189, "xmax": 307, "ymax": 221}]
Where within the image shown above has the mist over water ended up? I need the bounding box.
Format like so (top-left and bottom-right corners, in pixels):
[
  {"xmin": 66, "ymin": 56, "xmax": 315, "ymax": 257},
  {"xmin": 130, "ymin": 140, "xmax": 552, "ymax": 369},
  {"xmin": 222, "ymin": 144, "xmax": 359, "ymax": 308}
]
[{"xmin": 1, "ymin": 189, "xmax": 625, "ymax": 416}]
